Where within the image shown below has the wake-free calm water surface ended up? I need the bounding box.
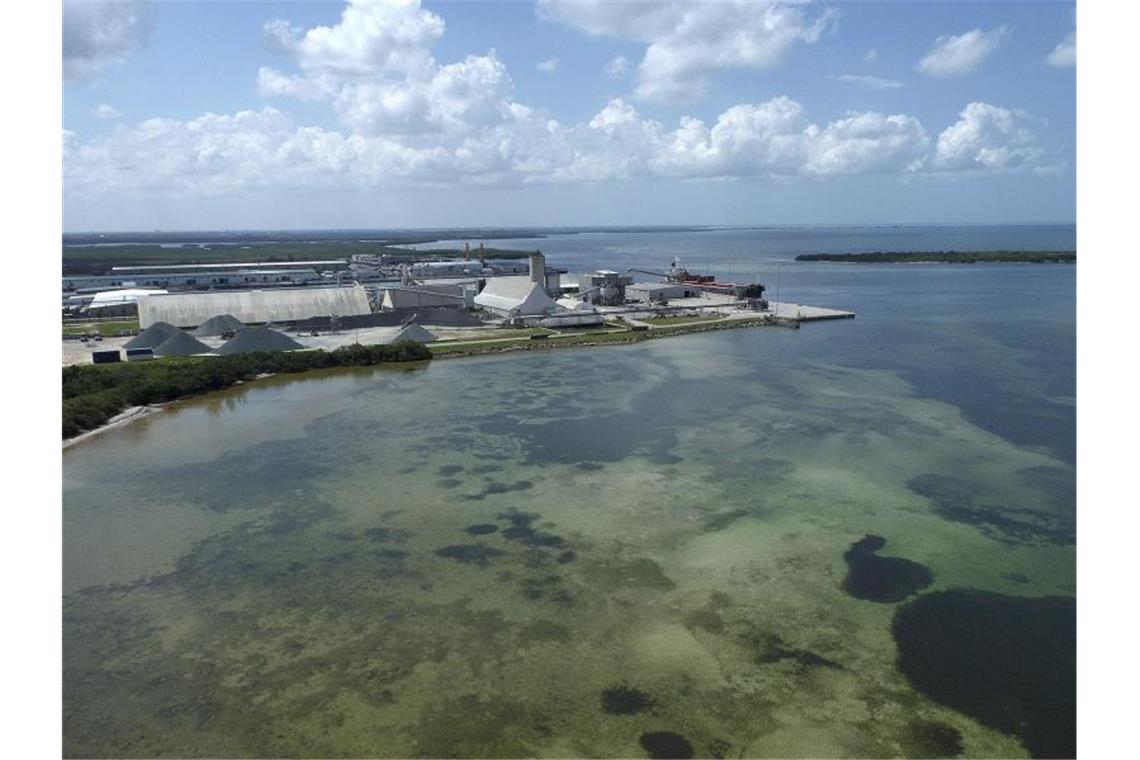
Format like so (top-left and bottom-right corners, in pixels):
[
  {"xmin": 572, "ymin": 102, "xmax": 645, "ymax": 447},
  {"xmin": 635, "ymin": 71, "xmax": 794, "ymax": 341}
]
[{"xmin": 63, "ymin": 226, "xmax": 1075, "ymax": 758}]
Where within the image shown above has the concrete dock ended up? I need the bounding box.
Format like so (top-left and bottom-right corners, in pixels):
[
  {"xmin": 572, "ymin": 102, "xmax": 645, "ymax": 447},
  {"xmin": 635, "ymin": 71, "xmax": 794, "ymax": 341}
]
[{"xmin": 766, "ymin": 301, "xmax": 856, "ymax": 321}]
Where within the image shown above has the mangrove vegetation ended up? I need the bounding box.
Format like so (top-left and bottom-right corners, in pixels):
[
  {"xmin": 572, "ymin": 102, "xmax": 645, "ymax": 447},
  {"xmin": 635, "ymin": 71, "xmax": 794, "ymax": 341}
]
[{"xmin": 62, "ymin": 342, "xmax": 431, "ymax": 439}]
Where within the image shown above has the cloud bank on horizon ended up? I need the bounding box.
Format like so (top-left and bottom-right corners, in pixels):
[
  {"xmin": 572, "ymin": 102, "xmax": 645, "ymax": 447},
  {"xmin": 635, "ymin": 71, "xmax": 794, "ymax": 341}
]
[{"xmin": 62, "ymin": 0, "xmax": 1076, "ymax": 226}]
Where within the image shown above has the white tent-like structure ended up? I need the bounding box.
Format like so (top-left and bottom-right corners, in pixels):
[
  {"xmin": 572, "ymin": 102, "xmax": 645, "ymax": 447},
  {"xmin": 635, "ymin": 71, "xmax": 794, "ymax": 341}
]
[
  {"xmin": 474, "ymin": 277, "xmax": 555, "ymax": 316},
  {"xmin": 85, "ymin": 288, "xmax": 168, "ymax": 313}
]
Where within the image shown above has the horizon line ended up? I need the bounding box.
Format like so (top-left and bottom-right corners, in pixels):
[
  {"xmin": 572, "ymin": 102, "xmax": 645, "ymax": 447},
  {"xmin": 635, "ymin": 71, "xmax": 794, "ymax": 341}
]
[{"xmin": 62, "ymin": 221, "xmax": 1078, "ymax": 236}]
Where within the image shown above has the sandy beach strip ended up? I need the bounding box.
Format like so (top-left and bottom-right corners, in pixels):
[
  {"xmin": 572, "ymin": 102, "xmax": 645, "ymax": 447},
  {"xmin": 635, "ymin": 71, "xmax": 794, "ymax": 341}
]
[{"xmin": 63, "ymin": 405, "xmax": 159, "ymax": 450}]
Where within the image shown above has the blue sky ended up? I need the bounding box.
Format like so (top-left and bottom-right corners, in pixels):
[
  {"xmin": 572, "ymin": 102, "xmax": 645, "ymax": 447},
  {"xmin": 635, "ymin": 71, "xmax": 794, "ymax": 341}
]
[{"xmin": 62, "ymin": 1, "xmax": 1076, "ymax": 231}]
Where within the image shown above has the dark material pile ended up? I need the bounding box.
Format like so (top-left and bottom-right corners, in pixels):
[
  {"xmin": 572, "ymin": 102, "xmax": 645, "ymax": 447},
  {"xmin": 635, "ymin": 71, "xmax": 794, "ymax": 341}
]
[
  {"xmin": 892, "ymin": 590, "xmax": 1075, "ymax": 758},
  {"xmin": 124, "ymin": 321, "xmax": 180, "ymax": 350},
  {"xmin": 194, "ymin": 313, "xmax": 245, "ymax": 337},
  {"xmin": 215, "ymin": 326, "xmax": 304, "ymax": 355},
  {"xmin": 289, "ymin": 307, "xmax": 485, "ymax": 331},
  {"xmin": 153, "ymin": 331, "xmax": 213, "ymax": 357}
]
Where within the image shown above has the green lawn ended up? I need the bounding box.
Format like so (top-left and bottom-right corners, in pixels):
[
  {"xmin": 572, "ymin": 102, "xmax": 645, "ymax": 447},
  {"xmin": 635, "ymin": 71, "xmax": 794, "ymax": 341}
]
[
  {"xmin": 641, "ymin": 314, "xmax": 725, "ymax": 326},
  {"xmin": 63, "ymin": 319, "xmax": 140, "ymax": 338},
  {"xmin": 432, "ymin": 326, "xmax": 556, "ymax": 342}
]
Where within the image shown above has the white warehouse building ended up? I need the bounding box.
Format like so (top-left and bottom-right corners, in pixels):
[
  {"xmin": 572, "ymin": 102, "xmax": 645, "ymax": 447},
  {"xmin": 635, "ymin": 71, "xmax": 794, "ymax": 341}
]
[{"xmin": 137, "ymin": 285, "xmax": 372, "ymax": 328}]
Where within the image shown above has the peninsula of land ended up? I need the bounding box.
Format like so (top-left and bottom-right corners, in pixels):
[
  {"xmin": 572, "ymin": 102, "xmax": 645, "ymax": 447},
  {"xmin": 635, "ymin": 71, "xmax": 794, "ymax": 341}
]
[{"xmin": 795, "ymin": 251, "xmax": 1075, "ymax": 264}]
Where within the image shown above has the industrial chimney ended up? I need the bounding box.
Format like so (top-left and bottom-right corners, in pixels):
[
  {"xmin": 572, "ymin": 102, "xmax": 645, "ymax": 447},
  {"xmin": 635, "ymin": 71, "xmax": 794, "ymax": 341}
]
[{"xmin": 529, "ymin": 250, "xmax": 546, "ymax": 287}]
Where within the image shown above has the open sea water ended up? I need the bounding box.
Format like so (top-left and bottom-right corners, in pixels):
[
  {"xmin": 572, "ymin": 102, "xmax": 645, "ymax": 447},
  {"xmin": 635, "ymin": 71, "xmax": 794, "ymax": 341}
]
[{"xmin": 63, "ymin": 225, "xmax": 1075, "ymax": 758}]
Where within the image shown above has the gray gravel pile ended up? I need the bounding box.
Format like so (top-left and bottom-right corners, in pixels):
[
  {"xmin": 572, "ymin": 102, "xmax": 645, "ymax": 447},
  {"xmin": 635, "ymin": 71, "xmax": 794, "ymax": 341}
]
[
  {"xmin": 386, "ymin": 323, "xmax": 438, "ymax": 344},
  {"xmin": 194, "ymin": 314, "xmax": 246, "ymax": 337},
  {"xmin": 154, "ymin": 331, "xmax": 214, "ymax": 357},
  {"xmin": 216, "ymin": 326, "xmax": 304, "ymax": 355},
  {"xmin": 124, "ymin": 321, "xmax": 181, "ymax": 350}
]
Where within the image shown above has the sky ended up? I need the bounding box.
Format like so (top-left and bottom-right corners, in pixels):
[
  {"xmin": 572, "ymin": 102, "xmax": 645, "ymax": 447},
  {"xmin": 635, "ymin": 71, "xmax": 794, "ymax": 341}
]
[{"xmin": 61, "ymin": 0, "xmax": 1076, "ymax": 231}]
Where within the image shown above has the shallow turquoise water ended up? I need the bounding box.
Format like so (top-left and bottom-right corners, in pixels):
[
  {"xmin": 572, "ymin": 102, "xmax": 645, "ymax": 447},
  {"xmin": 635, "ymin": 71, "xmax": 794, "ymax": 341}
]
[{"xmin": 63, "ymin": 230, "xmax": 1074, "ymax": 758}]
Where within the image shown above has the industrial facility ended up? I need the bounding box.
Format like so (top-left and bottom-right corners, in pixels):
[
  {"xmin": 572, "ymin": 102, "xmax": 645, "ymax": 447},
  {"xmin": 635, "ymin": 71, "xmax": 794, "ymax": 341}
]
[{"xmin": 61, "ymin": 242, "xmax": 804, "ymax": 366}]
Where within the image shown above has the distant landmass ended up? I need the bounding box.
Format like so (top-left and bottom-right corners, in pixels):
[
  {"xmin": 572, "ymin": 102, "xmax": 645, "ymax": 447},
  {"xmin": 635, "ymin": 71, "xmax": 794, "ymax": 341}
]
[
  {"xmin": 61, "ymin": 243, "xmax": 535, "ymax": 276},
  {"xmin": 62, "ymin": 225, "xmax": 714, "ymax": 247},
  {"xmin": 795, "ymin": 251, "xmax": 1076, "ymax": 264}
]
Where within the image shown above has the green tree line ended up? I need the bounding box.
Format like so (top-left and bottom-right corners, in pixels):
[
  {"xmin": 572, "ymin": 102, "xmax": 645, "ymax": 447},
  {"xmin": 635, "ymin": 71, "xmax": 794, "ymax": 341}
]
[{"xmin": 63, "ymin": 342, "xmax": 431, "ymax": 439}]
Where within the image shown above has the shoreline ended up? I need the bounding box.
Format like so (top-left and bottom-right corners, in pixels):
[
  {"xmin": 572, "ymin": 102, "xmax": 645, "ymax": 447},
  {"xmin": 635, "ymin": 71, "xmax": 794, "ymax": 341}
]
[
  {"xmin": 62, "ymin": 312, "xmax": 847, "ymax": 448},
  {"xmin": 63, "ymin": 405, "xmax": 159, "ymax": 450},
  {"xmin": 62, "ymin": 373, "xmax": 281, "ymax": 450}
]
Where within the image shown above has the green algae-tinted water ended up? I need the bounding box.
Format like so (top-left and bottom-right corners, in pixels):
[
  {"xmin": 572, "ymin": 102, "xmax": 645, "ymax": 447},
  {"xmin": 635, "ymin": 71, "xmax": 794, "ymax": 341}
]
[{"xmin": 63, "ymin": 249, "xmax": 1074, "ymax": 758}]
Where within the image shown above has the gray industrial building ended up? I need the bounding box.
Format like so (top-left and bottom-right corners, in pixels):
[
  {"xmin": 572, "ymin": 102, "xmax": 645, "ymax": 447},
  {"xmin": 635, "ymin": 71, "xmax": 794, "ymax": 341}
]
[
  {"xmin": 577, "ymin": 270, "xmax": 634, "ymax": 305},
  {"xmin": 407, "ymin": 261, "xmax": 485, "ymax": 278},
  {"xmin": 381, "ymin": 284, "xmax": 475, "ymax": 310},
  {"xmin": 625, "ymin": 282, "xmax": 706, "ymax": 303}
]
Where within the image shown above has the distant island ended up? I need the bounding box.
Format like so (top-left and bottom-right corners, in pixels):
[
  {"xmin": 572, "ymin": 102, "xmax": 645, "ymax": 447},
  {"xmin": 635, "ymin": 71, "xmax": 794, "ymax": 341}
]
[{"xmin": 795, "ymin": 251, "xmax": 1076, "ymax": 264}]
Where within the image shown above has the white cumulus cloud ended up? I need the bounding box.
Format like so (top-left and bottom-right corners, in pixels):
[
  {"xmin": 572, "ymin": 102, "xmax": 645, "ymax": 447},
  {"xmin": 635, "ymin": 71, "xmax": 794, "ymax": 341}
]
[
  {"xmin": 92, "ymin": 103, "xmax": 122, "ymax": 120},
  {"xmin": 257, "ymin": 0, "xmax": 512, "ymax": 136},
  {"xmin": 64, "ymin": 0, "xmax": 153, "ymax": 80},
  {"xmin": 537, "ymin": 57, "xmax": 559, "ymax": 73},
  {"xmin": 63, "ymin": 2, "xmax": 1057, "ymax": 201},
  {"xmin": 262, "ymin": 0, "xmax": 443, "ymax": 76},
  {"xmin": 649, "ymin": 99, "xmax": 929, "ymax": 178},
  {"xmin": 917, "ymin": 26, "xmax": 1009, "ymax": 77},
  {"xmin": 68, "ymin": 95, "xmax": 995, "ymax": 200},
  {"xmin": 538, "ymin": 0, "xmax": 838, "ymax": 102},
  {"xmin": 934, "ymin": 102, "xmax": 1044, "ymax": 171},
  {"xmin": 1046, "ymin": 31, "xmax": 1075, "ymax": 68},
  {"xmin": 604, "ymin": 55, "xmax": 629, "ymax": 79}
]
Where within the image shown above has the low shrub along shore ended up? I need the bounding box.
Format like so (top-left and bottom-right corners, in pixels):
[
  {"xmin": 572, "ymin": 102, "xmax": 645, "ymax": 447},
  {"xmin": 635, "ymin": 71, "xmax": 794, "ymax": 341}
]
[{"xmin": 62, "ymin": 342, "xmax": 431, "ymax": 439}]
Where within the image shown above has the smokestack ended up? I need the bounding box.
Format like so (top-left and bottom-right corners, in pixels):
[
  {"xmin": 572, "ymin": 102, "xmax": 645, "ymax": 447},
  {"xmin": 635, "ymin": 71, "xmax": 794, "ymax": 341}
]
[{"xmin": 529, "ymin": 250, "xmax": 545, "ymax": 286}]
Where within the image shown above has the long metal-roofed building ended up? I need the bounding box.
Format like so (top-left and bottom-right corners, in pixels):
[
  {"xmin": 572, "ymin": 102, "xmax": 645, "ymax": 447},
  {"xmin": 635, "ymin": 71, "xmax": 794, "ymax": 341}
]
[
  {"xmin": 111, "ymin": 260, "xmax": 346, "ymax": 272},
  {"xmin": 407, "ymin": 261, "xmax": 484, "ymax": 278},
  {"xmin": 137, "ymin": 284, "xmax": 371, "ymax": 328},
  {"xmin": 63, "ymin": 267, "xmax": 324, "ymax": 292},
  {"xmin": 625, "ymin": 282, "xmax": 707, "ymax": 303}
]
